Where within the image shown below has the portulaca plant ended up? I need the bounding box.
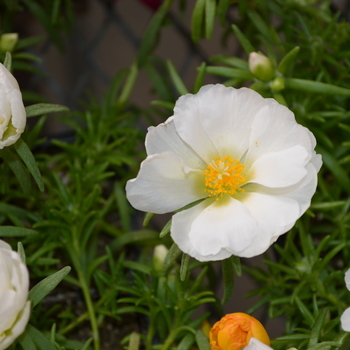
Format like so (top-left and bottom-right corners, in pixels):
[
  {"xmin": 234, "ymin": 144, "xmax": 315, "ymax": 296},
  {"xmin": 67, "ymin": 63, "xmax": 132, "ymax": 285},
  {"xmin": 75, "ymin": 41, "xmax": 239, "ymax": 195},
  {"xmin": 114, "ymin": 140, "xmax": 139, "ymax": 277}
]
[
  {"xmin": 0, "ymin": 240, "xmax": 30, "ymax": 350},
  {"xmin": 126, "ymin": 84, "xmax": 322, "ymax": 261}
]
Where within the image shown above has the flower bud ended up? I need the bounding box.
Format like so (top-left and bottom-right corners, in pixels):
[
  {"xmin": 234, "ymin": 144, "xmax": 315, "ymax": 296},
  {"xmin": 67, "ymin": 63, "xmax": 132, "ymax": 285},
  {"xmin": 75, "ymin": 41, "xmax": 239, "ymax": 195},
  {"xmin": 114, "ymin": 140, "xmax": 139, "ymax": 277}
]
[
  {"xmin": 153, "ymin": 244, "xmax": 168, "ymax": 272},
  {"xmin": 0, "ymin": 62, "xmax": 26, "ymax": 148},
  {"xmin": 249, "ymin": 52, "xmax": 275, "ymax": 82},
  {"xmin": 0, "ymin": 240, "xmax": 31, "ymax": 350},
  {"xmin": 0, "ymin": 33, "xmax": 18, "ymax": 53},
  {"xmin": 209, "ymin": 313, "xmax": 270, "ymax": 350},
  {"xmin": 270, "ymin": 77, "xmax": 285, "ymax": 92}
]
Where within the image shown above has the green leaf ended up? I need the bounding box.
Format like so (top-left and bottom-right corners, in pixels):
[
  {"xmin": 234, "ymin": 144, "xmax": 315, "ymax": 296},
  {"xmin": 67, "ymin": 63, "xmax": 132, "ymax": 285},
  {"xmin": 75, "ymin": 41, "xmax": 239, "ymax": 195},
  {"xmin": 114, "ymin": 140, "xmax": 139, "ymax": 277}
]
[
  {"xmin": 143, "ymin": 212, "xmax": 154, "ymax": 227},
  {"xmin": 317, "ymin": 146, "xmax": 350, "ymax": 194},
  {"xmin": 205, "ymin": 0, "xmax": 216, "ymax": 39},
  {"xmin": 247, "ymin": 11, "xmax": 279, "ymax": 43},
  {"xmin": 137, "ymin": 0, "xmax": 174, "ymax": 66},
  {"xmin": 29, "ymin": 266, "xmax": 71, "ymax": 307},
  {"xmin": 205, "ymin": 66, "xmax": 254, "ymax": 80},
  {"xmin": 196, "ymin": 330, "xmax": 210, "ymax": 350},
  {"xmin": 159, "ymin": 219, "xmax": 172, "ymax": 238},
  {"xmin": 285, "ymin": 78, "xmax": 350, "ymax": 96},
  {"xmin": 177, "ymin": 333, "xmax": 195, "ymax": 350},
  {"xmin": 18, "ymin": 330, "xmax": 37, "ymax": 350},
  {"xmin": 3, "ymin": 51, "xmax": 12, "ymax": 71},
  {"xmin": 294, "ymin": 296, "xmax": 315, "ymax": 326},
  {"xmin": 17, "ymin": 242, "xmax": 26, "ymax": 263},
  {"xmin": 217, "ymin": 0, "xmax": 230, "ymax": 26},
  {"xmin": 232, "ymin": 255, "xmax": 242, "ymax": 277},
  {"xmin": 308, "ymin": 308, "xmax": 328, "ymax": 347},
  {"xmin": 191, "ymin": 0, "xmax": 206, "ymax": 43},
  {"xmin": 25, "ymin": 325, "xmax": 56, "ymax": 350},
  {"xmin": 128, "ymin": 332, "xmax": 140, "ymax": 350},
  {"xmin": 114, "ymin": 182, "xmax": 131, "ymax": 232},
  {"xmin": 166, "ymin": 59, "xmax": 188, "ymax": 95},
  {"xmin": 81, "ymin": 338, "xmax": 93, "ymax": 350},
  {"xmin": 277, "ymin": 46, "xmax": 300, "ymax": 75},
  {"xmin": 0, "ymin": 147, "xmax": 32, "ymax": 194},
  {"xmin": 194, "ymin": 62, "xmax": 207, "ymax": 93},
  {"xmin": 163, "ymin": 243, "xmax": 182, "ymax": 271},
  {"xmin": 118, "ymin": 62, "xmax": 138, "ymax": 105},
  {"xmin": 151, "ymin": 100, "xmax": 174, "ymax": 110},
  {"xmin": 180, "ymin": 253, "xmax": 190, "ymax": 281},
  {"xmin": 13, "ymin": 139, "xmax": 44, "ymax": 191},
  {"xmin": 221, "ymin": 257, "xmax": 235, "ymax": 304},
  {"xmin": 51, "ymin": 0, "xmax": 61, "ymax": 24},
  {"xmin": 210, "ymin": 55, "xmax": 249, "ymax": 70},
  {"xmin": 112, "ymin": 230, "xmax": 159, "ymax": 250},
  {"xmin": 231, "ymin": 24, "xmax": 255, "ymax": 54},
  {"xmin": 122, "ymin": 261, "xmax": 152, "ymax": 275},
  {"xmin": 25, "ymin": 103, "xmax": 69, "ymax": 118},
  {"xmin": 0, "ymin": 226, "xmax": 37, "ymax": 237}
]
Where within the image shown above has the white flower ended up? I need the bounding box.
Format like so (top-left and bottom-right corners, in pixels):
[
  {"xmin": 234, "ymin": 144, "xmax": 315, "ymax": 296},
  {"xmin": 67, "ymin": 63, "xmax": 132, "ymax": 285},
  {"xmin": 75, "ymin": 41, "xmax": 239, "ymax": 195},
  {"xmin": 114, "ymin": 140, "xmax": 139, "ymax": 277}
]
[
  {"xmin": 0, "ymin": 62, "xmax": 26, "ymax": 148},
  {"xmin": 126, "ymin": 84, "xmax": 322, "ymax": 261},
  {"xmin": 0, "ymin": 239, "xmax": 30, "ymax": 350},
  {"xmin": 244, "ymin": 338, "xmax": 274, "ymax": 350},
  {"xmin": 341, "ymin": 269, "xmax": 350, "ymax": 331}
]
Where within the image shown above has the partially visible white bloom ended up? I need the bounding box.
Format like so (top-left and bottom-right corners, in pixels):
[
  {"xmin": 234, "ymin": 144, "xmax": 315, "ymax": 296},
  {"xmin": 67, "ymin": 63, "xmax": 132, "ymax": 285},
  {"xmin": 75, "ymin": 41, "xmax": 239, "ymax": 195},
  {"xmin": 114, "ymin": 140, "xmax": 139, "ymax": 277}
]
[
  {"xmin": 0, "ymin": 240, "xmax": 30, "ymax": 350},
  {"xmin": 126, "ymin": 84, "xmax": 322, "ymax": 261},
  {"xmin": 0, "ymin": 62, "xmax": 26, "ymax": 148},
  {"xmin": 245, "ymin": 338, "xmax": 274, "ymax": 350},
  {"xmin": 341, "ymin": 269, "xmax": 350, "ymax": 331}
]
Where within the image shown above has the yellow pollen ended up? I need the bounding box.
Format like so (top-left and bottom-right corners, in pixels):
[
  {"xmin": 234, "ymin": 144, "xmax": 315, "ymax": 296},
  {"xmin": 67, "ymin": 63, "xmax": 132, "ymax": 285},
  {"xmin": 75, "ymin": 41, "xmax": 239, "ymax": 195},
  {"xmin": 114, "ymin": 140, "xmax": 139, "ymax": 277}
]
[{"xmin": 204, "ymin": 156, "xmax": 246, "ymax": 200}]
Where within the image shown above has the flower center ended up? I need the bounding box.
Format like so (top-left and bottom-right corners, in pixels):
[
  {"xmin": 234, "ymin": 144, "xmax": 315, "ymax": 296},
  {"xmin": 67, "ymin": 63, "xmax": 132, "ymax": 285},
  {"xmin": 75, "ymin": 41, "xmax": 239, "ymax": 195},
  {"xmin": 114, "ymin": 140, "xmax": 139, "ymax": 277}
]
[{"xmin": 204, "ymin": 156, "xmax": 246, "ymax": 200}]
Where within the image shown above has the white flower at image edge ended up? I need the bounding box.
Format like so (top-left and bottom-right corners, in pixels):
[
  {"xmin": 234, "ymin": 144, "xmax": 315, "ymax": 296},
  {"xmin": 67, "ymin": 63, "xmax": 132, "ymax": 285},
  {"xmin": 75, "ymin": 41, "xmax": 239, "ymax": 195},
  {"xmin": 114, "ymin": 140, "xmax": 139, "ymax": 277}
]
[
  {"xmin": 0, "ymin": 62, "xmax": 26, "ymax": 148},
  {"xmin": 126, "ymin": 84, "xmax": 322, "ymax": 261},
  {"xmin": 341, "ymin": 269, "xmax": 350, "ymax": 332},
  {"xmin": 245, "ymin": 338, "xmax": 274, "ymax": 350},
  {"xmin": 0, "ymin": 240, "xmax": 31, "ymax": 350}
]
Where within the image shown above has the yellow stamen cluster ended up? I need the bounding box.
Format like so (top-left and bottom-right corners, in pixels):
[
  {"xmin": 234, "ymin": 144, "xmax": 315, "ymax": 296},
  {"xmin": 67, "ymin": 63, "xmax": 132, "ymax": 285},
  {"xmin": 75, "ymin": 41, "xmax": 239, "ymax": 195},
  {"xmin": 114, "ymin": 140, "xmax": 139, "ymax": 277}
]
[{"xmin": 204, "ymin": 156, "xmax": 246, "ymax": 200}]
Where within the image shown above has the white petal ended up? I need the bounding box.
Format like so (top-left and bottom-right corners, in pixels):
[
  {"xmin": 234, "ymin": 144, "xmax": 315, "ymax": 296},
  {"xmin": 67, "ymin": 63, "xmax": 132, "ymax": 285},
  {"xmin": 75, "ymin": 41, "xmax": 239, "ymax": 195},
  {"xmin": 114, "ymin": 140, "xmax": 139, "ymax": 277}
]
[
  {"xmin": 0, "ymin": 240, "xmax": 11, "ymax": 251},
  {"xmin": 126, "ymin": 152, "xmax": 206, "ymax": 214},
  {"xmin": 245, "ymin": 98, "xmax": 314, "ymax": 168},
  {"xmin": 237, "ymin": 192, "xmax": 300, "ymax": 258},
  {"xmin": 341, "ymin": 307, "xmax": 350, "ymax": 332},
  {"xmin": 0, "ymin": 63, "xmax": 26, "ymax": 148},
  {"xmin": 246, "ymin": 145, "xmax": 309, "ymax": 188},
  {"xmin": 171, "ymin": 200, "xmax": 232, "ymax": 262},
  {"xmin": 8, "ymin": 88, "xmax": 26, "ymax": 131},
  {"xmin": 0, "ymin": 301, "xmax": 30, "ymax": 350},
  {"xmin": 188, "ymin": 197, "xmax": 258, "ymax": 256},
  {"xmin": 345, "ymin": 269, "xmax": 350, "ymax": 291},
  {"xmin": 277, "ymin": 163, "xmax": 318, "ymax": 215},
  {"xmin": 173, "ymin": 85, "xmax": 267, "ymax": 162},
  {"xmin": 244, "ymin": 338, "xmax": 274, "ymax": 350},
  {"xmin": 145, "ymin": 116, "xmax": 205, "ymax": 169}
]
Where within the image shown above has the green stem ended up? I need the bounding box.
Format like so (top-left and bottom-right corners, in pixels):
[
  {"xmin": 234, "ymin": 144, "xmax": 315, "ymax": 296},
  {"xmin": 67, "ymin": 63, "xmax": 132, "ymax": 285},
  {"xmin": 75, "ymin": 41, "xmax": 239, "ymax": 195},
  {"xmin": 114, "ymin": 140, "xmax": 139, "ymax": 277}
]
[
  {"xmin": 60, "ymin": 291, "xmax": 110, "ymax": 335},
  {"xmin": 78, "ymin": 269, "xmax": 100, "ymax": 350},
  {"xmin": 66, "ymin": 240, "xmax": 100, "ymax": 350},
  {"xmin": 145, "ymin": 309, "xmax": 155, "ymax": 350},
  {"xmin": 160, "ymin": 329, "xmax": 177, "ymax": 350}
]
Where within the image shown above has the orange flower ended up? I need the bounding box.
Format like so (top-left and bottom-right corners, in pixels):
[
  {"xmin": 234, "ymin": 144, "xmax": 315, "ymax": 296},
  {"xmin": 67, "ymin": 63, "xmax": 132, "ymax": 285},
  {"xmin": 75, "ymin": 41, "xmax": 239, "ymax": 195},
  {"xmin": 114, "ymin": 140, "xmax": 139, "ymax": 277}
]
[{"xmin": 209, "ymin": 313, "xmax": 270, "ymax": 350}]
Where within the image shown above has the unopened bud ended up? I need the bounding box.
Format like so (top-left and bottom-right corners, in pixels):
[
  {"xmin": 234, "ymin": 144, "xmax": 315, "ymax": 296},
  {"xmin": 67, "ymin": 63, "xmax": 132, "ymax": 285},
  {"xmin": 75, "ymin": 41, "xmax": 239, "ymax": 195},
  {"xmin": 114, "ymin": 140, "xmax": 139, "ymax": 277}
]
[
  {"xmin": 270, "ymin": 77, "xmax": 285, "ymax": 92},
  {"xmin": 0, "ymin": 33, "xmax": 18, "ymax": 53},
  {"xmin": 249, "ymin": 52, "xmax": 275, "ymax": 82},
  {"xmin": 153, "ymin": 245, "xmax": 168, "ymax": 272}
]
